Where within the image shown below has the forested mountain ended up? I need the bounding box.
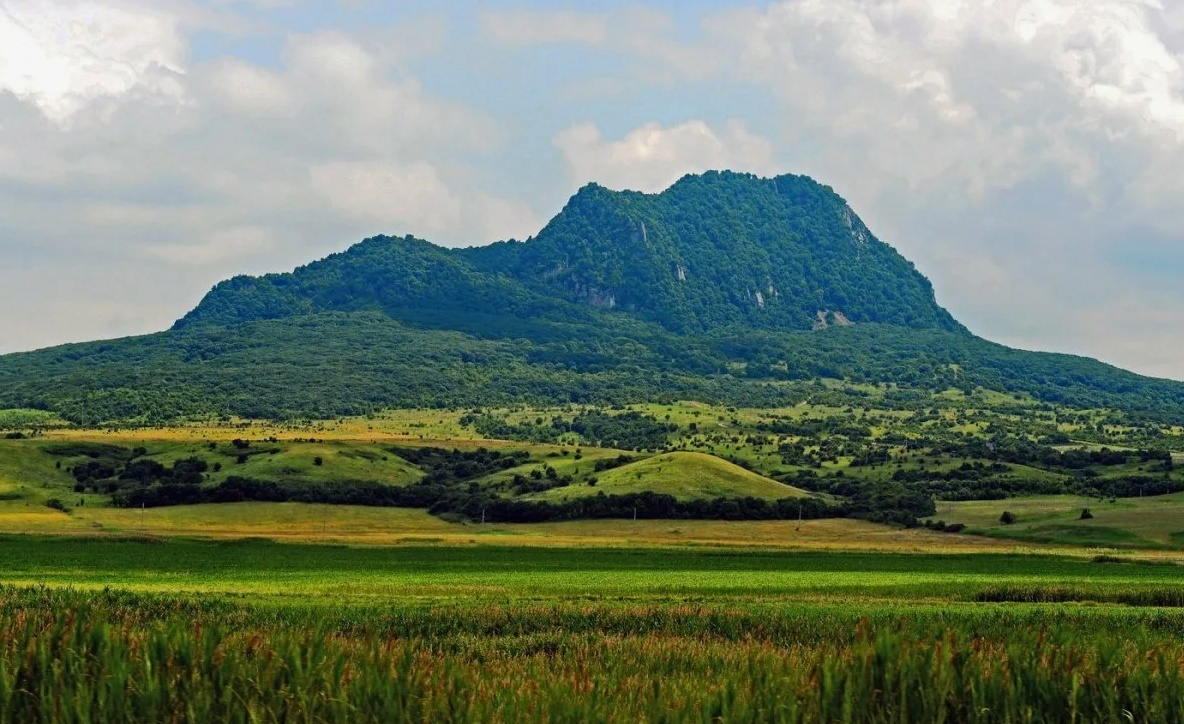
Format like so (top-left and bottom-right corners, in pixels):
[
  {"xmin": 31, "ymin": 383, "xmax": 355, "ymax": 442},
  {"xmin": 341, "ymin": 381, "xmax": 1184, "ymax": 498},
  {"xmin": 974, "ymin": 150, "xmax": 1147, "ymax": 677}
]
[
  {"xmin": 2, "ymin": 171, "xmax": 1182, "ymax": 424},
  {"xmin": 176, "ymin": 172, "xmax": 962, "ymax": 334}
]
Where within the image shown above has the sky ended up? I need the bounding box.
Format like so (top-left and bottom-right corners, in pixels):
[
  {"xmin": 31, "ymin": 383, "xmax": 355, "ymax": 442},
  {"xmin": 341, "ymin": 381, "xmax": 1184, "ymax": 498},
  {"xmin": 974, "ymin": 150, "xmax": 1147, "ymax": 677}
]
[{"xmin": 2, "ymin": 0, "xmax": 1184, "ymax": 380}]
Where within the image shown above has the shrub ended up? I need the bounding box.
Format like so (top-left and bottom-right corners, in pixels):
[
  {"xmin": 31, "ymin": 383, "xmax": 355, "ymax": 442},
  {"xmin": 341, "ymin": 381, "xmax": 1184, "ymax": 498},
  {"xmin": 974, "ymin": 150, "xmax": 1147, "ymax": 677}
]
[
  {"xmin": 1080, "ymin": 508, "xmax": 1093, "ymax": 520},
  {"xmin": 999, "ymin": 511, "xmax": 1017, "ymax": 525},
  {"xmin": 44, "ymin": 498, "xmax": 66, "ymax": 511}
]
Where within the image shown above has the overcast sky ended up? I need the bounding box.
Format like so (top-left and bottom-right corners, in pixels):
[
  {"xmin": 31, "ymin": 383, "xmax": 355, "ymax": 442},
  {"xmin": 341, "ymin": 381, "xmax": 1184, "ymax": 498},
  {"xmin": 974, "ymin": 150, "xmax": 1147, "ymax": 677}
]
[{"xmin": 2, "ymin": 0, "xmax": 1183, "ymax": 380}]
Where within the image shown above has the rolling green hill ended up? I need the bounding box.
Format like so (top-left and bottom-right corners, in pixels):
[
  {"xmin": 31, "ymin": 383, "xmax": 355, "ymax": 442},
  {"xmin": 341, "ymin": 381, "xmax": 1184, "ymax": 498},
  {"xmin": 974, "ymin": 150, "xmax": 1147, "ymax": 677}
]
[
  {"xmin": 528, "ymin": 452, "xmax": 809, "ymax": 503},
  {"xmin": 0, "ymin": 438, "xmax": 424, "ymax": 509},
  {"xmin": 2, "ymin": 171, "xmax": 1184, "ymax": 424}
]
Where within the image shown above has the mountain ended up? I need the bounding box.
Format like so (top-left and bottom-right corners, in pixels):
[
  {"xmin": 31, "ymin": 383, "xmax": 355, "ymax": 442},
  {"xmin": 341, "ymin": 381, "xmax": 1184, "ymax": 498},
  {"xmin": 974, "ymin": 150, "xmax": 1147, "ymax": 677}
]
[
  {"xmin": 2, "ymin": 171, "xmax": 1183, "ymax": 424},
  {"xmin": 176, "ymin": 172, "xmax": 962, "ymax": 335}
]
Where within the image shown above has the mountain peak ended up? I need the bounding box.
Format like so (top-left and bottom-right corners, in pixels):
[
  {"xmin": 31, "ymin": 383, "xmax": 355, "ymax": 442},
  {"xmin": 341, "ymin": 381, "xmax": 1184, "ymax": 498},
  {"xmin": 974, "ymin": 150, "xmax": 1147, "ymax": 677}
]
[{"xmin": 176, "ymin": 171, "xmax": 964, "ymax": 336}]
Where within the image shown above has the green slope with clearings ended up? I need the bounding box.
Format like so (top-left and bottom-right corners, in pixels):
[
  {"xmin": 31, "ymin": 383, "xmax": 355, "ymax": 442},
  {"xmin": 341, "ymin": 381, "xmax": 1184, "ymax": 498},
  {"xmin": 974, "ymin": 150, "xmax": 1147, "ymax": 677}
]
[{"xmin": 530, "ymin": 452, "xmax": 809, "ymax": 502}]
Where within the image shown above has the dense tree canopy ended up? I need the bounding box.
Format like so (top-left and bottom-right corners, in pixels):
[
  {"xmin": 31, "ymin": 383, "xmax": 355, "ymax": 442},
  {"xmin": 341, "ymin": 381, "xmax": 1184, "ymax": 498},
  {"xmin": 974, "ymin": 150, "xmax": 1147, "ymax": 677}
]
[{"xmin": 176, "ymin": 171, "xmax": 962, "ymax": 334}]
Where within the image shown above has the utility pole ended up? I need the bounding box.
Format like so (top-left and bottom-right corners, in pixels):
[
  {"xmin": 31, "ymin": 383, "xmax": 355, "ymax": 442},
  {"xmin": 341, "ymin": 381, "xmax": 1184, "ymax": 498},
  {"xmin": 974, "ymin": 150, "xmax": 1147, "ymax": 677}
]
[
  {"xmin": 796, "ymin": 502, "xmax": 802, "ymax": 532},
  {"xmin": 633, "ymin": 505, "xmax": 637, "ymax": 522},
  {"xmin": 481, "ymin": 508, "xmax": 486, "ymax": 525}
]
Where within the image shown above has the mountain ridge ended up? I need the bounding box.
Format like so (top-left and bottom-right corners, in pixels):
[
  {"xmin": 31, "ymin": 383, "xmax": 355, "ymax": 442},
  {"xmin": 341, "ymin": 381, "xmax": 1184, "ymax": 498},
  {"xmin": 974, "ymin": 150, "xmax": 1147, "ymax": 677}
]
[
  {"xmin": 3, "ymin": 169, "xmax": 1183, "ymax": 425},
  {"xmin": 176, "ymin": 171, "xmax": 964, "ymax": 336}
]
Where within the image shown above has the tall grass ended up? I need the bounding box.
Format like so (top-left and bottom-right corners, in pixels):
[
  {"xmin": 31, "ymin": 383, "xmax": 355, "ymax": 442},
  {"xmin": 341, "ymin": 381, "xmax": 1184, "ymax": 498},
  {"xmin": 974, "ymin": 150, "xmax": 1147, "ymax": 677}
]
[{"xmin": 2, "ymin": 587, "xmax": 1184, "ymax": 722}]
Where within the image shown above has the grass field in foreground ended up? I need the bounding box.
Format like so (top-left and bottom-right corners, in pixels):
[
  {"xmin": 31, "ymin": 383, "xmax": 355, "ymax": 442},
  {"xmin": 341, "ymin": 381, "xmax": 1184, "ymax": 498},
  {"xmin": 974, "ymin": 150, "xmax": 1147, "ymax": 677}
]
[
  {"xmin": 5, "ymin": 584, "xmax": 1184, "ymax": 723},
  {"xmin": 1, "ymin": 535, "xmax": 1182, "ymax": 601},
  {"xmin": 4, "ymin": 537, "xmax": 1184, "ymax": 721}
]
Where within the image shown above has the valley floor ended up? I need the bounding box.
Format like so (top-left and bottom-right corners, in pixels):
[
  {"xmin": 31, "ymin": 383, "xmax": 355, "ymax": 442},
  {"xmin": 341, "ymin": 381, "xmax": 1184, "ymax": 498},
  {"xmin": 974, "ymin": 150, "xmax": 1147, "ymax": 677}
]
[{"xmin": 3, "ymin": 406, "xmax": 1184, "ymax": 720}]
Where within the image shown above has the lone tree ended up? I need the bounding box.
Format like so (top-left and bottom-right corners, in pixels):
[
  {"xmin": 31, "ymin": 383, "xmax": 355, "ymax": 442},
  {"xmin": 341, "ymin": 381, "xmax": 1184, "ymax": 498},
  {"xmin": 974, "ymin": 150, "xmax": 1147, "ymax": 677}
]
[
  {"xmin": 1080, "ymin": 508, "xmax": 1094, "ymax": 520},
  {"xmin": 999, "ymin": 511, "xmax": 1017, "ymax": 525}
]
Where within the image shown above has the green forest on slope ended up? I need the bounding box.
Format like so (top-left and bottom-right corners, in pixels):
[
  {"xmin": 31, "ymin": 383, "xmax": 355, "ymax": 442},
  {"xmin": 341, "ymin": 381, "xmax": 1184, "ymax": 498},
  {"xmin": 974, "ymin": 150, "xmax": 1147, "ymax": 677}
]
[
  {"xmin": 3, "ymin": 313, "xmax": 1183, "ymax": 424},
  {"xmin": 2, "ymin": 171, "xmax": 1182, "ymax": 424},
  {"xmin": 175, "ymin": 172, "xmax": 961, "ymax": 334}
]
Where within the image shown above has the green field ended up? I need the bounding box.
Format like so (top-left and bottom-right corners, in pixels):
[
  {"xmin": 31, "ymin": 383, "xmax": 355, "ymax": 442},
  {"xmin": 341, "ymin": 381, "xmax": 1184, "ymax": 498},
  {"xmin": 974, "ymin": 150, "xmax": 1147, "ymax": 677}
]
[
  {"xmin": 3, "ymin": 537, "xmax": 1184, "ymax": 721},
  {"xmin": 0, "ymin": 536, "xmax": 1181, "ymax": 600},
  {"xmin": 4, "ymin": 398, "xmax": 1184, "ymax": 721}
]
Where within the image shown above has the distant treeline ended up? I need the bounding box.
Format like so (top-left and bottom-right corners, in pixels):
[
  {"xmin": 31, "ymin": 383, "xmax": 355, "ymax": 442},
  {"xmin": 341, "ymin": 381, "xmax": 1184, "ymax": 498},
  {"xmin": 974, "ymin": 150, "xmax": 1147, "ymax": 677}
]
[
  {"xmin": 785, "ymin": 464, "xmax": 1183, "ymax": 503},
  {"xmin": 114, "ymin": 477, "xmax": 843, "ymax": 523},
  {"xmin": 460, "ymin": 410, "xmax": 676, "ymax": 450},
  {"xmin": 938, "ymin": 440, "xmax": 1173, "ymax": 470}
]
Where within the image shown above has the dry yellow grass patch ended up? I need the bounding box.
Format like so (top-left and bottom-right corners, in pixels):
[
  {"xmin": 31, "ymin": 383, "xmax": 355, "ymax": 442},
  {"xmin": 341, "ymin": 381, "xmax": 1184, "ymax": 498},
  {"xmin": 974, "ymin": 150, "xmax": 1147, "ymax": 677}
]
[
  {"xmin": 27, "ymin": 501, "xmax": 1074, "ymax": 554},
  {"xmin": 0, "ymin": 501, "xmax": 94, "ymax": 534},
  {"xmin": 42, "ymin": 423, "xmax": 529, "ymax": 449},
  {"xmin": 72, "ymin": 503, "xmax": 456, "ymax": 543}
]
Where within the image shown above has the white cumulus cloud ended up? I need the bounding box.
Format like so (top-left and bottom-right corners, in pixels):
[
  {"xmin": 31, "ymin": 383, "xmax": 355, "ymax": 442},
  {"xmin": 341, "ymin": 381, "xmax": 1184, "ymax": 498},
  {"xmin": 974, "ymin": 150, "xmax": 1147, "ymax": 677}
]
[
  {"xmin": 0, "ymin": 0, "xmax": 186, "ymax": 123},
  {"xmin": 479, "ymin": 9, "xmax": 606, "ymax": 48},
  {"xmin": 554, "ymin": 120, "xmax": 777, "ymax": 193}
]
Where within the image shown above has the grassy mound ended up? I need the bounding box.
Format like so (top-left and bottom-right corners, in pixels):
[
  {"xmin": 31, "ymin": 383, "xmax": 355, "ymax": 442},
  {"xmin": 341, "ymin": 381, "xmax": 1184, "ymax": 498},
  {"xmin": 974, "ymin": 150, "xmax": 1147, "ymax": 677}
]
[
  {"xmin": 531, "ymin": 452, "xmax": 809, "ymax": 502},
  {"xmin": 203, "ymin": 443, "xmax": 423, "ymax": 487}
]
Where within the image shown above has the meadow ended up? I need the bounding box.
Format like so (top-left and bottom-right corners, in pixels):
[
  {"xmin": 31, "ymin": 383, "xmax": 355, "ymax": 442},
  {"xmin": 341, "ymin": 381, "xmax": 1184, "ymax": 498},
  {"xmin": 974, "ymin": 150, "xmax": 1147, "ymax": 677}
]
[
  {"xmin": 3, "ymin": 538, "xmax": 1184, "ymax": 721},
  {"xmin": 4, "ymin": 399, "xmax": 1184, "ymax": 721}
]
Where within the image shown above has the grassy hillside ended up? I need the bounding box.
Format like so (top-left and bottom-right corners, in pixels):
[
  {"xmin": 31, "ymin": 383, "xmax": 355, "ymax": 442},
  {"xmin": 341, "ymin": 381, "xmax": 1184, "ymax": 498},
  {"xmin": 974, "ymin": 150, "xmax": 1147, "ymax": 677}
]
[
  {"xmin": 3, "ymin": 393, "xmax": 1184, "ymax": 532},
  {"xmin": 529, "ymin": 452, "xmax": 808, "ymax": 502},
  {"xmin": 933, "ymin": 494, "xmax": 1184, "ymax": 549},
  {"xmin": 0, "ymin": 438, "xmax": 423, "ymax": 507}
]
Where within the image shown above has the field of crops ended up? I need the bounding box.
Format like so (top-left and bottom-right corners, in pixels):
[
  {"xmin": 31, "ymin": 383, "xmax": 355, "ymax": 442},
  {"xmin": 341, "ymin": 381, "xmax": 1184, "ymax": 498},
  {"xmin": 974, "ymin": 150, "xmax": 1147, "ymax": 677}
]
[{"xmin": 2, "ymin": 537, "xmax": 1184, "ymax": 722}]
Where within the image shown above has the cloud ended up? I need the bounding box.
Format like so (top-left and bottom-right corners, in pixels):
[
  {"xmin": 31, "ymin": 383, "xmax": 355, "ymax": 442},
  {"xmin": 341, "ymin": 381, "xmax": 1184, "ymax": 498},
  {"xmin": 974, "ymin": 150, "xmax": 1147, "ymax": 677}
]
[
  {"xmin": 310, "ymin": 161, "xmax": 462, "ymax": 234},
  {"xmin": 0, "ymin": 0, "xmax": 186, "ymax": 123},
  {"xmin": 479, "ymin": 9, "xmax": 606, "ymax": 48},
  {"xmin": 479, "ymin": 7, "xmax": 721, "ymax": 86},
  {"xmin": 554, "ymin": 120, "xmax": 777, "ymax": 193},
  {"xmin": 202, "ymin": 58, "xmax": 291, "ymax": 117},
  {"xmin": 144, "ymin": 226, "xmax": 280, "ymax": 265},
  {"xmin": 308, "ymin": 161, "xmax": 542, "ymax": 242},
  {"xmin": 0, "ymin": 6, "xmax": 533, "ymax": 353}
]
